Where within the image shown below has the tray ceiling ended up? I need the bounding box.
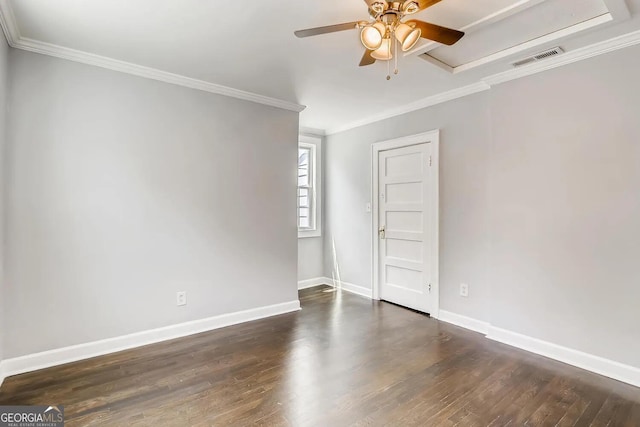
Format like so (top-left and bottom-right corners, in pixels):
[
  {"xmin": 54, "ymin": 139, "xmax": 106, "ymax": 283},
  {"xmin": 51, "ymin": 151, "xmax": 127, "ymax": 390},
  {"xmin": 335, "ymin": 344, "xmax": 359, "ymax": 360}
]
[{"xmin": 1, "ymin": 0, "xmax": 638, "ymax": 132}]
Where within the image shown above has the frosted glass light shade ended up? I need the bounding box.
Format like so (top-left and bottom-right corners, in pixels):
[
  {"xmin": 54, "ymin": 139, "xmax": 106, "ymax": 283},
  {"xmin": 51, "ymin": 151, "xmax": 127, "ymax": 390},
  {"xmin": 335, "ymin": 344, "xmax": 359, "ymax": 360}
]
[
  {"xmin": 370, "ymin": 1, "xmax": 387, "ymax": 13},
  {"xmin": 360, "ymin": 22, "xmax": 386, "ymax": 50},
  {"xmin": 371, "ymin": 38, "xmax": 392, "ymax": 60},
  {"xmin": 395, "ymin": 23, "xmax": 421, "ymax": 51},
  {"xmin": 402, "ymin": 1, "xmax": 420, "ymax": 14}
]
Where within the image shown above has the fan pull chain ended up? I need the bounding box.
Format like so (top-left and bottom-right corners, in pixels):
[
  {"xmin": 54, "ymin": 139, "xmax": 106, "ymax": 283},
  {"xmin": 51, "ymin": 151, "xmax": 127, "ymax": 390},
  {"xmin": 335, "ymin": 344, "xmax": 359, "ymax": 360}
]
[
  {"xmin": 386, "ymin": 38, "xmax": 391, "ymax": 81},
  {"xmin": 394, "ymin": 36, "xmax": 399, "ymax": 75}
]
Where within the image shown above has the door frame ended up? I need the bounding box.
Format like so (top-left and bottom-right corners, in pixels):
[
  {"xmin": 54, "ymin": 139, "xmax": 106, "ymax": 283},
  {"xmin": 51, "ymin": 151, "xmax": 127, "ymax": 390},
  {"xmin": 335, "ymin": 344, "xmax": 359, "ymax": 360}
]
[{"xmin": 371, "ymin": 130, "xmax": 440, "ymax": 318}]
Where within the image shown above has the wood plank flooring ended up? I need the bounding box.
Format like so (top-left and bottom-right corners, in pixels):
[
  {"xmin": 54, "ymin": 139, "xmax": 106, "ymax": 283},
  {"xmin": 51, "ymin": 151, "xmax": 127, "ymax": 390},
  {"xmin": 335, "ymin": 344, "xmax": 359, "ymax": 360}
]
[{"xmin": 1, "ymin": 286, "xmax": 639, "ymax": 426}]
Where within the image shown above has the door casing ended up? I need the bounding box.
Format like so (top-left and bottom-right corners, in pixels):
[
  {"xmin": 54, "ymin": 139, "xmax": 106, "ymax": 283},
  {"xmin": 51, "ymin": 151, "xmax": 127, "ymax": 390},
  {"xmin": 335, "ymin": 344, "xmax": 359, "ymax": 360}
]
[{"xmin": 371, "ymin": 130, "xmax": 440, "ymax": 318}]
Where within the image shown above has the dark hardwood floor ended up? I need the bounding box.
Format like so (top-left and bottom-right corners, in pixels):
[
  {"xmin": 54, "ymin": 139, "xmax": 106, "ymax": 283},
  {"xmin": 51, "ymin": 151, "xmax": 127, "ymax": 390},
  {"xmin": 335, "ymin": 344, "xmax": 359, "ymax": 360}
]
[{"xmin": 1, "ymin": 286, "xmax": 639, "ymax": 426}]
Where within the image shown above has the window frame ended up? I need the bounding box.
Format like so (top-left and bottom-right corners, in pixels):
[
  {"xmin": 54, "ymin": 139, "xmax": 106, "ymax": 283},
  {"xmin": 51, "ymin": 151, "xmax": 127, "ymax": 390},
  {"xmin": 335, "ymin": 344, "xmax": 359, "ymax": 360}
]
[{"xmin": 298, "ymin": 135, "xmax": 322, "ymax": 238}]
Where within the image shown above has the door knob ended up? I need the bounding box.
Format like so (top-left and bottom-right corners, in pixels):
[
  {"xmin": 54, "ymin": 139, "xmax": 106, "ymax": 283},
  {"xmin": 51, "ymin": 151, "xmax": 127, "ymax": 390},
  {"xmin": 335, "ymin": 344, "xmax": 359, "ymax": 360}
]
[{"xmin": 379, "ymin": 225, "xmax": 386, "ymax": 239}]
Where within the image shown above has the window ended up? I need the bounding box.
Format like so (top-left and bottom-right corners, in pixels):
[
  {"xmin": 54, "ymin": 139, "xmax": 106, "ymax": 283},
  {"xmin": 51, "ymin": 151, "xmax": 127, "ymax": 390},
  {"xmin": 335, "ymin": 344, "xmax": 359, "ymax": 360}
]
[
  {"xmin": 298, "ymin": 146, "xmax": 312, "ymax": 229},
  {"xmin": 298, "ymin": 136, "xmax": 321, "ymax": 238}
]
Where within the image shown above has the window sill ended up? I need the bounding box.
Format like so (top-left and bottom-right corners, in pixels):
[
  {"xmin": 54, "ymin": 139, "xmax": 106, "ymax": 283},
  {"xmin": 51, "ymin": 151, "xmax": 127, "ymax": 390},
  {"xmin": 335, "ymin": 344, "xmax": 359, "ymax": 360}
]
[{"xmin": 298, "ymin": 229, "xmax": 322, "ymax": 239}]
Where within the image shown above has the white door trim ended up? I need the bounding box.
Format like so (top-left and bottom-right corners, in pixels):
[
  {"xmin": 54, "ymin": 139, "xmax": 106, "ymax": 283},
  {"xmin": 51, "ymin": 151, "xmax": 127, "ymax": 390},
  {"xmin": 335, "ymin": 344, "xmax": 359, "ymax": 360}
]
[{"xmin": 371, "ymin": 130, "xmax": 440, "ymax": 318}]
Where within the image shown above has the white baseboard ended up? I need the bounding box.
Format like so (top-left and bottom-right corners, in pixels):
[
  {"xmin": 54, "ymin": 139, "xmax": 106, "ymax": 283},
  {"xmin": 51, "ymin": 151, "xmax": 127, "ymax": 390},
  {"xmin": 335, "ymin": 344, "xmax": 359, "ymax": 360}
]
[
  {"xmin": 334, "ymin": 280, "xmax": 373, "ymax": 298},
  {"xmin": 298, "ymin": 277, "xmax": 371, "ymax": 299},
  {"xmin": 298, "ymin": 276, "xmax": 373, "ymax": 299},
  {"xmin": 438, "ymin": 309, "xmax": 640, "ymax": 389},
  {"xmin": 439, "ymin": 310, "xmax": 490, "ymax": 335},
  {"xmin": 487, "ymin": 326, "xmax": 640, "ymax": 388},
  {"xmin": 0, "ymin": 361, "xmax": 5, "ymax": 387},
  {"xmin": 1, "ymin": 300, "xmax": 300, "ymax": 380},
  {"xmin": 297, "ymin": 277, "xmax": 332, "ymax": 290}
]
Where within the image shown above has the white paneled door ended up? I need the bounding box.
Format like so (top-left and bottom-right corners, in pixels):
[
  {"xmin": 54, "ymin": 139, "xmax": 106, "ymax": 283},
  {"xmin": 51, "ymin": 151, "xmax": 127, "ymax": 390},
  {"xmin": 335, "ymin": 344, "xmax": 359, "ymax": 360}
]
[{"xmin": 377, "ymin": 142, "xmax": 434, "ymax": 314}]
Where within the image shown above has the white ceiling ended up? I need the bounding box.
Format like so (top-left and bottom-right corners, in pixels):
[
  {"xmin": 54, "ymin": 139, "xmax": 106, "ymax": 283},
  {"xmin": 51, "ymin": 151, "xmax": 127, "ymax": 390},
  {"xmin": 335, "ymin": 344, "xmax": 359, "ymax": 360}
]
[
  {"xmin": 4, "ymin": 0, "xmax": 640, "ymax": 132},
  {"xmin": 427, "ymin": 0, "xmax": 609, "ymax": 66}
]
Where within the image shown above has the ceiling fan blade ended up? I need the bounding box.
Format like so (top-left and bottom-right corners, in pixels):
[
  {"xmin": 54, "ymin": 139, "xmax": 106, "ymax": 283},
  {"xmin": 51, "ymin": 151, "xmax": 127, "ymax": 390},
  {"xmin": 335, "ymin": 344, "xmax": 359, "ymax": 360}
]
[
  {"xmin": 359, "ymin": 50, "xmax": 376, "ymax": 66},
  {"xmin": 406, "ymin": 20, "xmax": 465, "ymax": 45},
  {"xmin": 417, "ymin": 0, "xmax": 443, "ymax": 11},
  {"xmin": 294, "ymin": 22, "xmax": 360, "ymax": 38}
]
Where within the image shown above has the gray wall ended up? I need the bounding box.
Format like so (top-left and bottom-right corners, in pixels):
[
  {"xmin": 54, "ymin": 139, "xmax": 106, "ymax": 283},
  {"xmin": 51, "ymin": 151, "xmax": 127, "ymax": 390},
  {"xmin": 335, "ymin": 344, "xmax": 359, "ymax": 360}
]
[
  {"xmin": 4, "ymin": 50, "xmax": 299, "ymax": 358},
  {"xmin": 298, "ymin": 237, "xmax": 324, "ymax": 280},
  {"xmin": 325, "ymin": 93, "xmax": 492, "ymax": 322},
  {"xmin": 324, "ymin": 44, "xmax": 640, "ymax": 368},
  {"xmin": 488, "ymin": 46, "xmax": 640, "ymax": 368},
  {"xmin": 0, "ymin": 37, "xmax": 8, "ymax": 364}
]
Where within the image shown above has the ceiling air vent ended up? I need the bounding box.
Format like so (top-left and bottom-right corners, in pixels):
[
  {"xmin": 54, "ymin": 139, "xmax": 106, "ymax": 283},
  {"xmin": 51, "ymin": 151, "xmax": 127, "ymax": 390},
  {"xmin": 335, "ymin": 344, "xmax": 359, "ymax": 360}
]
[{"xmin": 512, "ymin": 47, "xmax": 564, "ymax": 68}]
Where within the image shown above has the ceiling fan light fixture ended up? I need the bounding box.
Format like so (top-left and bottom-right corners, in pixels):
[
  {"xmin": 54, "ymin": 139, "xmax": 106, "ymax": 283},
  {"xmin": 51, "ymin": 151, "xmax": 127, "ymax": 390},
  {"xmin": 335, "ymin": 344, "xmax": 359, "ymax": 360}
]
[
  {"xmin": 370, "ymin": 1, "xmax": 387, "ymax": 14},
  {"xmin": 395, "ymin": 22, "xmax": 421, "ymax": 51},
  {"xmin": 370, "ymin": 38, "xmax": 393, "ymax": 60},
  {"xmin": 292, "ymin": 0, "xmax": 466, "ymax": 79},
  {"xmin": 402, "ymin": 1, "xmax": 420, "ymax": 14},
  {"xmin": 360, "ymin": 21, "xmax": 386, "ymax": 50}
]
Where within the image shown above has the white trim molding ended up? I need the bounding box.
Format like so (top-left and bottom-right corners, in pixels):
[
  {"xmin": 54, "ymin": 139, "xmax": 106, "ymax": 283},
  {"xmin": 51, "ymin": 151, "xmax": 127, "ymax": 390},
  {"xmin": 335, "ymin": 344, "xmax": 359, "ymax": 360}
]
[
  {"xmin": 0, "ymin": 361, "xmax": 6, "ymax": 388},
  {"xmin": 407, "ymin": 0, "xmax": 547, "ymax": 58},
  {"xmin": 327, "ymin": 83, "xmax": 490, "ymax": 135},
  {"xmin": 438, "ymin": 311, "xmax": 640, "ymax": 389},
  {"xmin": 484, "ymin": 28, "xmax": 640, "ymax": 86},
  {"xmin": 0, "ymin": 1, "xmax": 305, "ymax": 114},
  {"xmin": 298, "ymin": 135, "xmax": 323, "ymax": 239},
  {"xmin": 0, "ymin": 0, "xmax": 17, "ymax": 44},
  {"xmin": 15, "ymin": 37, "xmax": 305, "ymax": 113},
  {"xmin": 438, "ymin": 310, "xmax": 490, "ymax": 335},
  {"xmin": 0, "ymin": 300, "xmax": 300, "ymax": 379},
  {"xmin": 411, "ymin": 0, "xmax": 627, "ymax": 71},
  {"xmin": 2, "ymin": 0, "xmax": 640, "ymax": 133},
  {"xmin": 325, "ymin": 27, "xmax": 640, "ymax": 135},
  {"xmin": 421, "ymin": 13, "xmax": 613, "ymax": 75},
  {"xmin": 298, "ymin": 277, "xmax": 332, "ymax": 290},
  {"xmin": 298, "ymin": 277, "xmax": 372, "ymax": 299},
  {"xmin": 299, "ymin": 127, "xmax": 326, "ymax": 137},
  {"xmin": 298, "ymin": 276, "xmax": 374, "ymax": 298},
  {"xmin": 333, "ymin": 280, "xmax": 373, "ymax": 299},
  {"xmin": 487, "ymin": 326, "xmax": 640, "ymax": 389}
]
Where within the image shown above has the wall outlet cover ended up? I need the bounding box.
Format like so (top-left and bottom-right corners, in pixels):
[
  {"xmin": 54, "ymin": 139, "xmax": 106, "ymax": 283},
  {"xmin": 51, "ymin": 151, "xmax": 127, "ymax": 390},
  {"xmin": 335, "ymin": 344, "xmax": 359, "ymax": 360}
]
[
  {"xmin": 460, "ymin": 284, "xmax": 469, "ymax": 297},
  {"xmin": 176, "ymin": 291, "xmax": 187, "ymax": 306}
]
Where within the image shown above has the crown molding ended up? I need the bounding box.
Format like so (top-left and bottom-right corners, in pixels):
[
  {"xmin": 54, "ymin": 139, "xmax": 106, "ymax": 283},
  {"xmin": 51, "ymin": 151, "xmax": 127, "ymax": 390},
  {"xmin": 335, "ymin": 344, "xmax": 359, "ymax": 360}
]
[
  {"xmin": 410, "ymin": 0, "xmax": 629, "ymax": 72},
  {"xmin": 0, "ymin": 0, "xmax": 17, "ymax": 46},
  {"xmin": 407, "ymin": 0, "xmax": 547, "ymax": 58},
  {"xmin": 484, "ymin": 27, "xmax": 640, "ymax": 86},
  {"xmin": 13, "ymin": 37, "xmax": 306, "ymax": 112},
  {"xmin": 451, "ymin": 13, "xmax": 613, "ymax": 74},
  {"xmin": 326, "ymin": 82, "xmax": 491, "ymax": 135},
  {"xmin": 0, "ymin": 1, "xmax": 305, "ymax": 113},
  {"xmin": 2, "ymin": 0, "xmax": 640, "ymax": 130},
  {"xmin": 299, "ymin": 126, "xmax": 326, "ymax": 137},
  {"xmin": 327, "ymin": 27, "xmax": 640, "ymax": 135},
  {"xmin": 419, "ymin": 13, "xmax": 612, "ymax": 75}
]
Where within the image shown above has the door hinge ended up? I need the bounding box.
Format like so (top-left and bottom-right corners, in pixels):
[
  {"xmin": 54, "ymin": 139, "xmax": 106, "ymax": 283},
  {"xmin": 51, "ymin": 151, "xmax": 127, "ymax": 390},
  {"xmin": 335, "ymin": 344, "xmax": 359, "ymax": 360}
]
[{"xmin": 429, "ymin": 156, "xmax": 432, "ymax": 167}]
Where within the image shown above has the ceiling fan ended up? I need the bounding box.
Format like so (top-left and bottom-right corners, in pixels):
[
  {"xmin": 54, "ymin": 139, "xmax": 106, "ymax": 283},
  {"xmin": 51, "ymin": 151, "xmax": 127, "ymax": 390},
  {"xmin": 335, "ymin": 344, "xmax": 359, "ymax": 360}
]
[{"xmin": 294, "ymin": 0, "xmax": 464, "ymax": 79}]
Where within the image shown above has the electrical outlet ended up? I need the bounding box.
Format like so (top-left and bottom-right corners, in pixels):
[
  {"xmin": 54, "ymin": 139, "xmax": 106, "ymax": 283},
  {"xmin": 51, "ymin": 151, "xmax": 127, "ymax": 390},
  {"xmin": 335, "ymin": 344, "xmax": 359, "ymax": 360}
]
[
  {"xmin": 460, "ymin": 283, "xmax": 469, "ymax": 297},
  {"xmin": 176, "ymin": 291, "xmax": 187, "ymax": 306}
]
